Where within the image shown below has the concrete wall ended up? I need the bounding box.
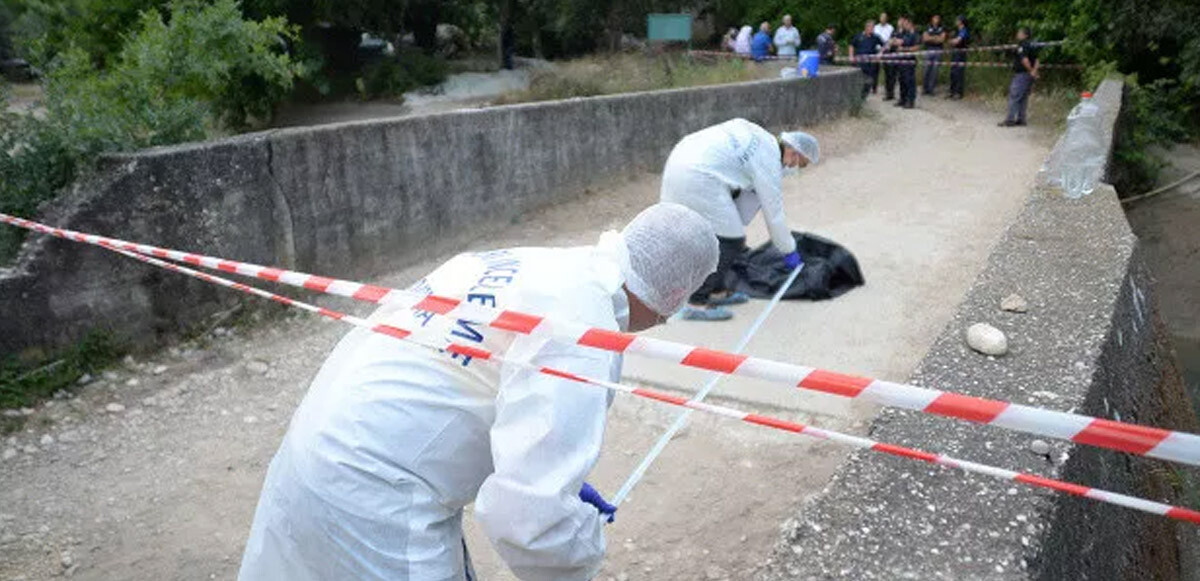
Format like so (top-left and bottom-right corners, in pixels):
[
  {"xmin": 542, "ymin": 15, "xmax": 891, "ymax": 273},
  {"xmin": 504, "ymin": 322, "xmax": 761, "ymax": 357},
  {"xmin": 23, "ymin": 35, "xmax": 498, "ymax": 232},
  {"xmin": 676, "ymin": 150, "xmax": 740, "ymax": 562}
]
[
  {"xmin": 0, "ymin": 70, "xmax": 861, "ymax": 358},
  {"xmin": 759, "ymin": 79, "xmax": 1200, "ymax": 579}
]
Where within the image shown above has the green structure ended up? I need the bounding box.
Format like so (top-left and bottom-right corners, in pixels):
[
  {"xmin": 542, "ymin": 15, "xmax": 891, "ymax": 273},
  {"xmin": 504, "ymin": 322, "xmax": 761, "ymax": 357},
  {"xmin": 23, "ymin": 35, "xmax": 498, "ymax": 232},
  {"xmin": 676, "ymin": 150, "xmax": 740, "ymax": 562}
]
[{"xmin": 647, "ymin": 13, "xmax": 692, "ymax": 47}]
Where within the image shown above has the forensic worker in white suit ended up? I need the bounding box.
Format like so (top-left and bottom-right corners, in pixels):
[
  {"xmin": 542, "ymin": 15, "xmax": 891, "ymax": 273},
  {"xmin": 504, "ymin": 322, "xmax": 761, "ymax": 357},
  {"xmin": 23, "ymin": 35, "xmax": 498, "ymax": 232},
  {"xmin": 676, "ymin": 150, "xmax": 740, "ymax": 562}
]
[
  {"xmin": 660, "ymin": 118, "xmax": 819, "ymax": 321},
  {"xmin": 238, "ymin": 203, "xmax": 718, "ymax": 581}
]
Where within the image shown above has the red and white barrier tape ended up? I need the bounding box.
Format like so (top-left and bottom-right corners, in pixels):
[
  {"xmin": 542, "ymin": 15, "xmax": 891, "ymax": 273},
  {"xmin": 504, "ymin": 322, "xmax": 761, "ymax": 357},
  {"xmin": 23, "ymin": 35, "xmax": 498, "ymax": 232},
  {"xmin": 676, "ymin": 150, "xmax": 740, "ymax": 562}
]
[
  {"xmin": 692, "ymin": 40, "xmax": 1065, "ymax": 63},
  {"xmin": 839, "ymin": 57, "xmax": 1082, "ymax": 69},
  {"xmin": 97, "ymin": 243, "xmax": 1200, "ymax": 526},
  {"xmin": 4, "ymin": 212, "xmax": 1199, "ymax": 468}
]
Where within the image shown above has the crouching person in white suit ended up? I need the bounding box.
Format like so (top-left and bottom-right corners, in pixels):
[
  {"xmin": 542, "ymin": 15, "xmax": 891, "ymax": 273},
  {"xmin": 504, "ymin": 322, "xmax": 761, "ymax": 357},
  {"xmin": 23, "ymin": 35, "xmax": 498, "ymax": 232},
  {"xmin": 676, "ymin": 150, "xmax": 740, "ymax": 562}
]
[
  {"xmin": 660, "ymin": 118, "xmax": 820, "ymax": 321},
  {"xmin": 238, "ymin": 203, "xmax": 719, "ymax": 581}
]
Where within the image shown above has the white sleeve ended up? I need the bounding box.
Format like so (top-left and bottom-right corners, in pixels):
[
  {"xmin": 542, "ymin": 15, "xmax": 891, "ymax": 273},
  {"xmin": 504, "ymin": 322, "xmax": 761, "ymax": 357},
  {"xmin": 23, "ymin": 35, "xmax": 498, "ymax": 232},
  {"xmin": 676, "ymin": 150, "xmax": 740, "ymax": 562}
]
[
  {"xmin": 749, "ymin": 134, "xmax": 797, "ymax": 255},
  {"xmin": 474, "ymin": 296, "xmax": 615, "ymax": 581}
]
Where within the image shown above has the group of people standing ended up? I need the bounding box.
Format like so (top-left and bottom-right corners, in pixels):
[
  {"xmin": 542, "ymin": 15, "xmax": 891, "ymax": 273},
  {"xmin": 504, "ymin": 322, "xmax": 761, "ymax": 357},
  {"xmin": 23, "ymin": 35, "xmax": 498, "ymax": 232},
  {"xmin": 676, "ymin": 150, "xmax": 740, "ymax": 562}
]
[
  {"xmin": 725, "ymin": 15, "xmax": 803, "ymax": 62},
  {"xmin": 847, "ymin": 12, "xmax": 971, "ymax": 106},
  {"xmin": 845, "ymin": 13, "xmax": 1042, "ymax": 127}
]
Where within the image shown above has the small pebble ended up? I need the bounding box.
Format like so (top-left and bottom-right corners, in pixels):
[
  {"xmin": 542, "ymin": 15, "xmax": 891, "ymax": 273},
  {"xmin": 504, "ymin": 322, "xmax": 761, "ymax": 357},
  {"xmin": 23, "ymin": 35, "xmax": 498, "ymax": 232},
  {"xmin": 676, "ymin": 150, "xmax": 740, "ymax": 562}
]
[
  {"xmin": 105, "ymin": 403, "xmax": 126, "ymax": 414},
  {"xmin": 966, "ymin": 323, "xmax": 1008, "ymax": 356},
  {"xmin": 1000, "ymin": 293, "xmax": 1029, "ymax": 313},
  {"xmin": 1030, "ymin": 440, "xmax": 1051, "ymax": 455}
]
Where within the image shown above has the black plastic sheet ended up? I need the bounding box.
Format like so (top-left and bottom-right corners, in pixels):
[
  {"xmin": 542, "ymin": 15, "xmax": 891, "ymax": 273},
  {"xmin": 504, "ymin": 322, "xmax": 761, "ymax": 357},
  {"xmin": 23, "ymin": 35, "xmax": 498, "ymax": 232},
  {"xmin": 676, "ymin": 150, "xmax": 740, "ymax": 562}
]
[{"xmin": 727, "ymin": 232, "xmax": 865, "ymax": 300}]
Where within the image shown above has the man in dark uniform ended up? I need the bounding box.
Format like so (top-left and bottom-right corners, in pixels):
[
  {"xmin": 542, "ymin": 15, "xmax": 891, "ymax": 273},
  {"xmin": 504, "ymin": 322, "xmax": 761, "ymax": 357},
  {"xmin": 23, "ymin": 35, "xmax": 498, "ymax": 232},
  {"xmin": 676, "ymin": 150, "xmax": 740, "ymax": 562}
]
[
  {"xmin": 849, "ymin": 19, "xmax": 884, "ymax": 99},
  {"xmin": 947, "ymin": 15, "xmax": 970, "ymax": 99},
  {"xmin": 892, "ymin": 16, "xmax": 920, "ymax": 109},
  {"xmin": 816, "ymin": 24, "xmax": 837, "ymax": 65},
  {"xmin": 921, "ymin": 14, "xmax": 946, "ymax": 96},
  {"xmin": 1000, "ymin": 27, "xmax": 1040, "ymax": 126}
]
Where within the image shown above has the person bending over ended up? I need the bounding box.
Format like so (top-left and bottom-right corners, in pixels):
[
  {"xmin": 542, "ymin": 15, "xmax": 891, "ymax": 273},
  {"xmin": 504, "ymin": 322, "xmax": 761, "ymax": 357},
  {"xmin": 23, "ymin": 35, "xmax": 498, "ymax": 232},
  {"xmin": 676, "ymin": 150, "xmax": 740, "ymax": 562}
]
[
  {"xmin": 659, "ymin": 118, "xmax": 819, "ymax": 321},
  {"xmin": 238, "ymin": 203, "xmax": 719, "ymax": 581}
]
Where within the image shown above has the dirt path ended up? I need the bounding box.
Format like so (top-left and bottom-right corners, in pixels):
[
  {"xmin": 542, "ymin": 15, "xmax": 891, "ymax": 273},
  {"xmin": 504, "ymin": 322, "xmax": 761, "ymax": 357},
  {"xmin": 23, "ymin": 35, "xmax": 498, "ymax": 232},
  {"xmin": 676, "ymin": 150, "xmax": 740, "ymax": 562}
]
[{"xmin": 0, "ymin": 96, "xmax": 1055, "ymax": 581}]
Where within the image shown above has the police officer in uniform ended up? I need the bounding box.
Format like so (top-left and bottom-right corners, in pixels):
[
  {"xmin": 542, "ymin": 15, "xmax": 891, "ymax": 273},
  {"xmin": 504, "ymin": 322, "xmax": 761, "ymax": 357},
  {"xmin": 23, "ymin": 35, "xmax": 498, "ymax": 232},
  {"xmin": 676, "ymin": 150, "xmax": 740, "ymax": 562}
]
[
  {"xmin": 921, "ymin": 14, "xmax": 946, "ymax": 96},
  {"xmin": 1000, "ymin": 27, "xmax": 1040, "ymax": 126},
  {"xmin": 892, "ymin": 16, "xmax": 920, "ymax": 109},
  {"xmin": 948, "ymin": 16, "xmax": 970, "ymax": 99},
  {"xmin": 849, "ymin": 19, "xmax": 885, "ymax": 99}
]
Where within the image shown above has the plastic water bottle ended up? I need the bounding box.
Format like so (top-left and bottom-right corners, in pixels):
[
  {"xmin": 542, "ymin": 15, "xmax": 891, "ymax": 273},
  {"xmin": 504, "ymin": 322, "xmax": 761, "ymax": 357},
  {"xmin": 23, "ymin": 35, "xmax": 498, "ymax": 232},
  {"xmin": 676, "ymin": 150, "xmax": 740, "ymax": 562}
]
[{"xmin": 1058, "ymin": 92, "xmax": 1105, "ymax": 199}]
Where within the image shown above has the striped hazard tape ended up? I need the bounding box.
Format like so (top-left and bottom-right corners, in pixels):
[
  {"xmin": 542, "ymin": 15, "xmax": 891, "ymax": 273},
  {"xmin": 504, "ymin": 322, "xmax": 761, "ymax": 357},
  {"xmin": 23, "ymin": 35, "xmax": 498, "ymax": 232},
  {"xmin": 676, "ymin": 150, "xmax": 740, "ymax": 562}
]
[
  {"xmin": 98, "ymin": 241, "xmax": 1200, "ymax": 526},
  {"xmin": 4, "ymin": 212, "xmax": 1200, "ymax": 469},
  {"xmin": 837, "ymin": 56, "xmax": 1082, "ymax": 69}
]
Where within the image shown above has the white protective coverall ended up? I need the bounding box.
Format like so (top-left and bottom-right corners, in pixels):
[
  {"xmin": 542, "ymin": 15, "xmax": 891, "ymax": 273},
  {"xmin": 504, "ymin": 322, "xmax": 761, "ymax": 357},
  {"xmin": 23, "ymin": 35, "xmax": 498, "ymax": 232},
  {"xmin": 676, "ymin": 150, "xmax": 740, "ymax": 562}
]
[
  {"xmin": 660, "ymin": 118, "xmax": 798, "ymax": 256},
  {"xmin": 239, "ymin": 235, "xmax": 633, "ymax": 581}
]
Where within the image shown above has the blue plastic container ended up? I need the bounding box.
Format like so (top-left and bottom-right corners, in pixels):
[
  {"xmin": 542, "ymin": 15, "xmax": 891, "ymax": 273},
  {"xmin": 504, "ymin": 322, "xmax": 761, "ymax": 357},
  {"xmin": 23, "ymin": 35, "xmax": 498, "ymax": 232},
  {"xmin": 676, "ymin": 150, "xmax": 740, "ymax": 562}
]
[{"xmin": 797, "ymin": 50, "xmax": 820, "ymax": 78}]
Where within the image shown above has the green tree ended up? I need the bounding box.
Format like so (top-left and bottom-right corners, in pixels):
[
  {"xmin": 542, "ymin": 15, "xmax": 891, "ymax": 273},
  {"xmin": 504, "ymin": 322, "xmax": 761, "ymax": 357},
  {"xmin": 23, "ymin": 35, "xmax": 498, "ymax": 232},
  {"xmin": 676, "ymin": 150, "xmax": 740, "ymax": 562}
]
[{"xmin": 4, "ymin": 0, "xmax": 169, "ymax": 67}]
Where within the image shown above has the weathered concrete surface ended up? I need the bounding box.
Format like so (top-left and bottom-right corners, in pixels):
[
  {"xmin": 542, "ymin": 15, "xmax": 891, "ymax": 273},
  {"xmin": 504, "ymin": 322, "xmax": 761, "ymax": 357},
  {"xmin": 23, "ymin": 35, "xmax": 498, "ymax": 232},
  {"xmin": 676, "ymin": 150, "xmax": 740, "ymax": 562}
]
[
  {"xmin": 758, "ymin": 80, "xmax": 1200, "ymax": 579},
  {"xmin": 0, "ymin": 70, "xmax": 861, "ymax": 359}
]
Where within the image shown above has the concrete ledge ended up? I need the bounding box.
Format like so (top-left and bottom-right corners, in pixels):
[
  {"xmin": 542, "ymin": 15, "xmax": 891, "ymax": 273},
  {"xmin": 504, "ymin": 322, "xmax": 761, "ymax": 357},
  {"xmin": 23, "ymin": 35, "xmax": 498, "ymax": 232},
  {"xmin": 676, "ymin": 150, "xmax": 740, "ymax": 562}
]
[
  {"xmin": 758, "ymin": 80, "xmax": 1200, "ymax": 579},
  {"xmin": 1, "ymin": 71, "xmax": 861, "ymax": 358}
]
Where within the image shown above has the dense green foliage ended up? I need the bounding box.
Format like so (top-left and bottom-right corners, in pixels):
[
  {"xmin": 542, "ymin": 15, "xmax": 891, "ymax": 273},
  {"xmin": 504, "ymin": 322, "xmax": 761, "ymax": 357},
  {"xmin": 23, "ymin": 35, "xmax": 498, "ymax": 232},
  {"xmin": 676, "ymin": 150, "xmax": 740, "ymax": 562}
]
[
  {"xmin": 0, "ymin": 0, "xmax": 301, "ymax": 261},
  {"xmin": 5, "ymin": 0, "xmax": 169, "ymax": 68}
]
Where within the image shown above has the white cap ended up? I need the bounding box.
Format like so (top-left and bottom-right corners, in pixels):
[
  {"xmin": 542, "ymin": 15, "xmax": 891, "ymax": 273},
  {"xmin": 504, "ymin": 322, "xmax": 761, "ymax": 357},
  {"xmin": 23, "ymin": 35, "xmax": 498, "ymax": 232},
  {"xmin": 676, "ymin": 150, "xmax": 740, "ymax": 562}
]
[
  {"xmin": 618, "ymin": 204, "xmax": 718, "ymax": 316},
  {"xmin": 779, "ymin": 131, "xmax": 820, "ymax": 165}
]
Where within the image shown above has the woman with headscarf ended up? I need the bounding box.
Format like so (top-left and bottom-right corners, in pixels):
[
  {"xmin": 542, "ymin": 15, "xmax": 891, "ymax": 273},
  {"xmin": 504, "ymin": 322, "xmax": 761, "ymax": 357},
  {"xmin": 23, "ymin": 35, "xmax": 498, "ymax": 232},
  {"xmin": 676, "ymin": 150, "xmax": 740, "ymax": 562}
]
[{"xmin": 734, "ymin": 25, "xmax": 753, "ymax": 55}]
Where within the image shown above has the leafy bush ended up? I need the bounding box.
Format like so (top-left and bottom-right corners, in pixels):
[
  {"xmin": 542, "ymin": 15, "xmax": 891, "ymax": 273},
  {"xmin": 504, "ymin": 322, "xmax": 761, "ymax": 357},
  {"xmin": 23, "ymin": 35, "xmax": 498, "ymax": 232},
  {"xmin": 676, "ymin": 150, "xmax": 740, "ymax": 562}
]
[
  {"xmin": 6, "ymin": 0, "xmax": 168, "ymax": 68},
  {"xmin": 357, "ymin": 50, "xmax": 449, "ymax": 99},
  {"xmin": 1, "ymin": 0, "xmax": 302, "ymax": 262}
]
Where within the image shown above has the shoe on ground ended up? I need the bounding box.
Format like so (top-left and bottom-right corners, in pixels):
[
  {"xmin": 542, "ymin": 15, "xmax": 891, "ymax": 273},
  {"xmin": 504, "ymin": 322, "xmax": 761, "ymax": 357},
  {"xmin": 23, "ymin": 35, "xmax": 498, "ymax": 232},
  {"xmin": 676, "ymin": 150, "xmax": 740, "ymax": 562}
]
[
  {"xmin": 883, "ymin": 96, "xmax": 894, "ymax": 101},
  {"xmin": 903, "ymin": 103, "xmax": 915, "ymax": 109},
  {"xmin": 707, "ymin": 291, "xmax": 750, "ymax": 307},
  {"xmin": 1015, "ymin": 120, "xmax": 1027, "ymax": 126},
  {"xmin": 998, "ymin": 120, "xmax": 1017, "ymax": 127},
  {"xmin": 681, "ymin": 306, "xmax": 734, "ymax": 322}
]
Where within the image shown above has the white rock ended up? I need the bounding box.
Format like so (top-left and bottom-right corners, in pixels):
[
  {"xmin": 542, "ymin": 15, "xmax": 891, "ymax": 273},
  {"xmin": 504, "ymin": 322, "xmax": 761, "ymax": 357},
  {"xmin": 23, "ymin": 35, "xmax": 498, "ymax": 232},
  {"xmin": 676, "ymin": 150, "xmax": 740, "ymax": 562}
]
[
  {"xmin": 152, "ymin": 365, "xmax": 168, "ymax": 375},
  {"xmin": 243, "ymin": 415, "xmax": 258, "ymax": 424},
  {"xmin": 102, "ymin": 371, "xmax": 119, "ymax": 381},
  {"xmin": 76, "ymin": 374, "xmax": 93, "ymax": 386},
  {"xmin": 39, "ymin": 434, "xmax": 54, "ymax": 446},
  {"xmin": 246, "ymin": 361, "xmax": 270, "ymax": 375},
  {"xmin": 105, "ymin": 403, "xmax": 126, "ymax": 414},
  {"xmin": 123, "ymin": 355, "xmax": 136, "ymax": 367},
  {"xmin": 1, "ymin": 448, "xmax": 16, "ymax": 461},
  {"xmin": 23, "ymin": 445, "xmax": 38, "ymax": 454},
  {"xmin": 966, "ymin": 323, "xmax": 1009, "ymax": 356},
  {"xmin": 1030, "ymin": 440, "xmax": 1051, "ymax": 455},
  {"xmin": 125, "ymin": 378, "xmax": 140, "ymax": 387},
  {"xmin": 1000, "ymin": 294, "xmax": 1028, "ymax": 313},
  {"xmin": 60, "ymin": 551, "xmax": 73, "ymax": 569}
]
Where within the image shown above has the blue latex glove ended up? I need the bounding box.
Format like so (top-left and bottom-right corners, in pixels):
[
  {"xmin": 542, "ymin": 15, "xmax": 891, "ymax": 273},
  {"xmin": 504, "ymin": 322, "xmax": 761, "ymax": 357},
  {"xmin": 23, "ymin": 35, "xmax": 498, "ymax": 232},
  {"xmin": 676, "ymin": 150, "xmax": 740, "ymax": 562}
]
[
  {"xmin": 783, "ymin": 251, "xmax": 803, "ymax": 270},
  {"xmin": 579, "ymin": 482, "xmax": 617, "ymax": 523}
]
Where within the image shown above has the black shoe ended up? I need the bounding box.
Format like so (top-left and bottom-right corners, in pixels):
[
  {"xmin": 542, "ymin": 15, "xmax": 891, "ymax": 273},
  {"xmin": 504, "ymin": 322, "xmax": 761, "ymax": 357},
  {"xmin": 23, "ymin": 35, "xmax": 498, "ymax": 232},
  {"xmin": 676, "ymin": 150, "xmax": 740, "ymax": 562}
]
[
  {"xmin": 894, "ymin": 101, "xmax": 906, "ymax": 107},
  {"xmin": 884, "ymin": 95, "xmax": 894, "ymax": 101},
  {"xmin": 1015, "ymin": 120, "xmax": 1027, "ymax": 126},
  {"xmin": 903, "ymin": 103, "xmax": 915, "ymax": 109},
  {"xmin": 998, "ymin": 120, "xmax": 1016, "ymax": 127}
]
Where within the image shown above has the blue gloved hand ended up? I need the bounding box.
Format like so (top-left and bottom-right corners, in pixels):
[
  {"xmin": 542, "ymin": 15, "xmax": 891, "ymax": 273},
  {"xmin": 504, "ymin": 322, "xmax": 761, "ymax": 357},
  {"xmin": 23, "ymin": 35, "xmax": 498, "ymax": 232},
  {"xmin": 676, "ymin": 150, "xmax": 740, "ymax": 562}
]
[
  {"xmin": 579, "ymin": 482, "xmax": 617, "ymax": 523},
  {"xmin": 783, "ymin": 251, "xmax": 803, "ymax": 270}
]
